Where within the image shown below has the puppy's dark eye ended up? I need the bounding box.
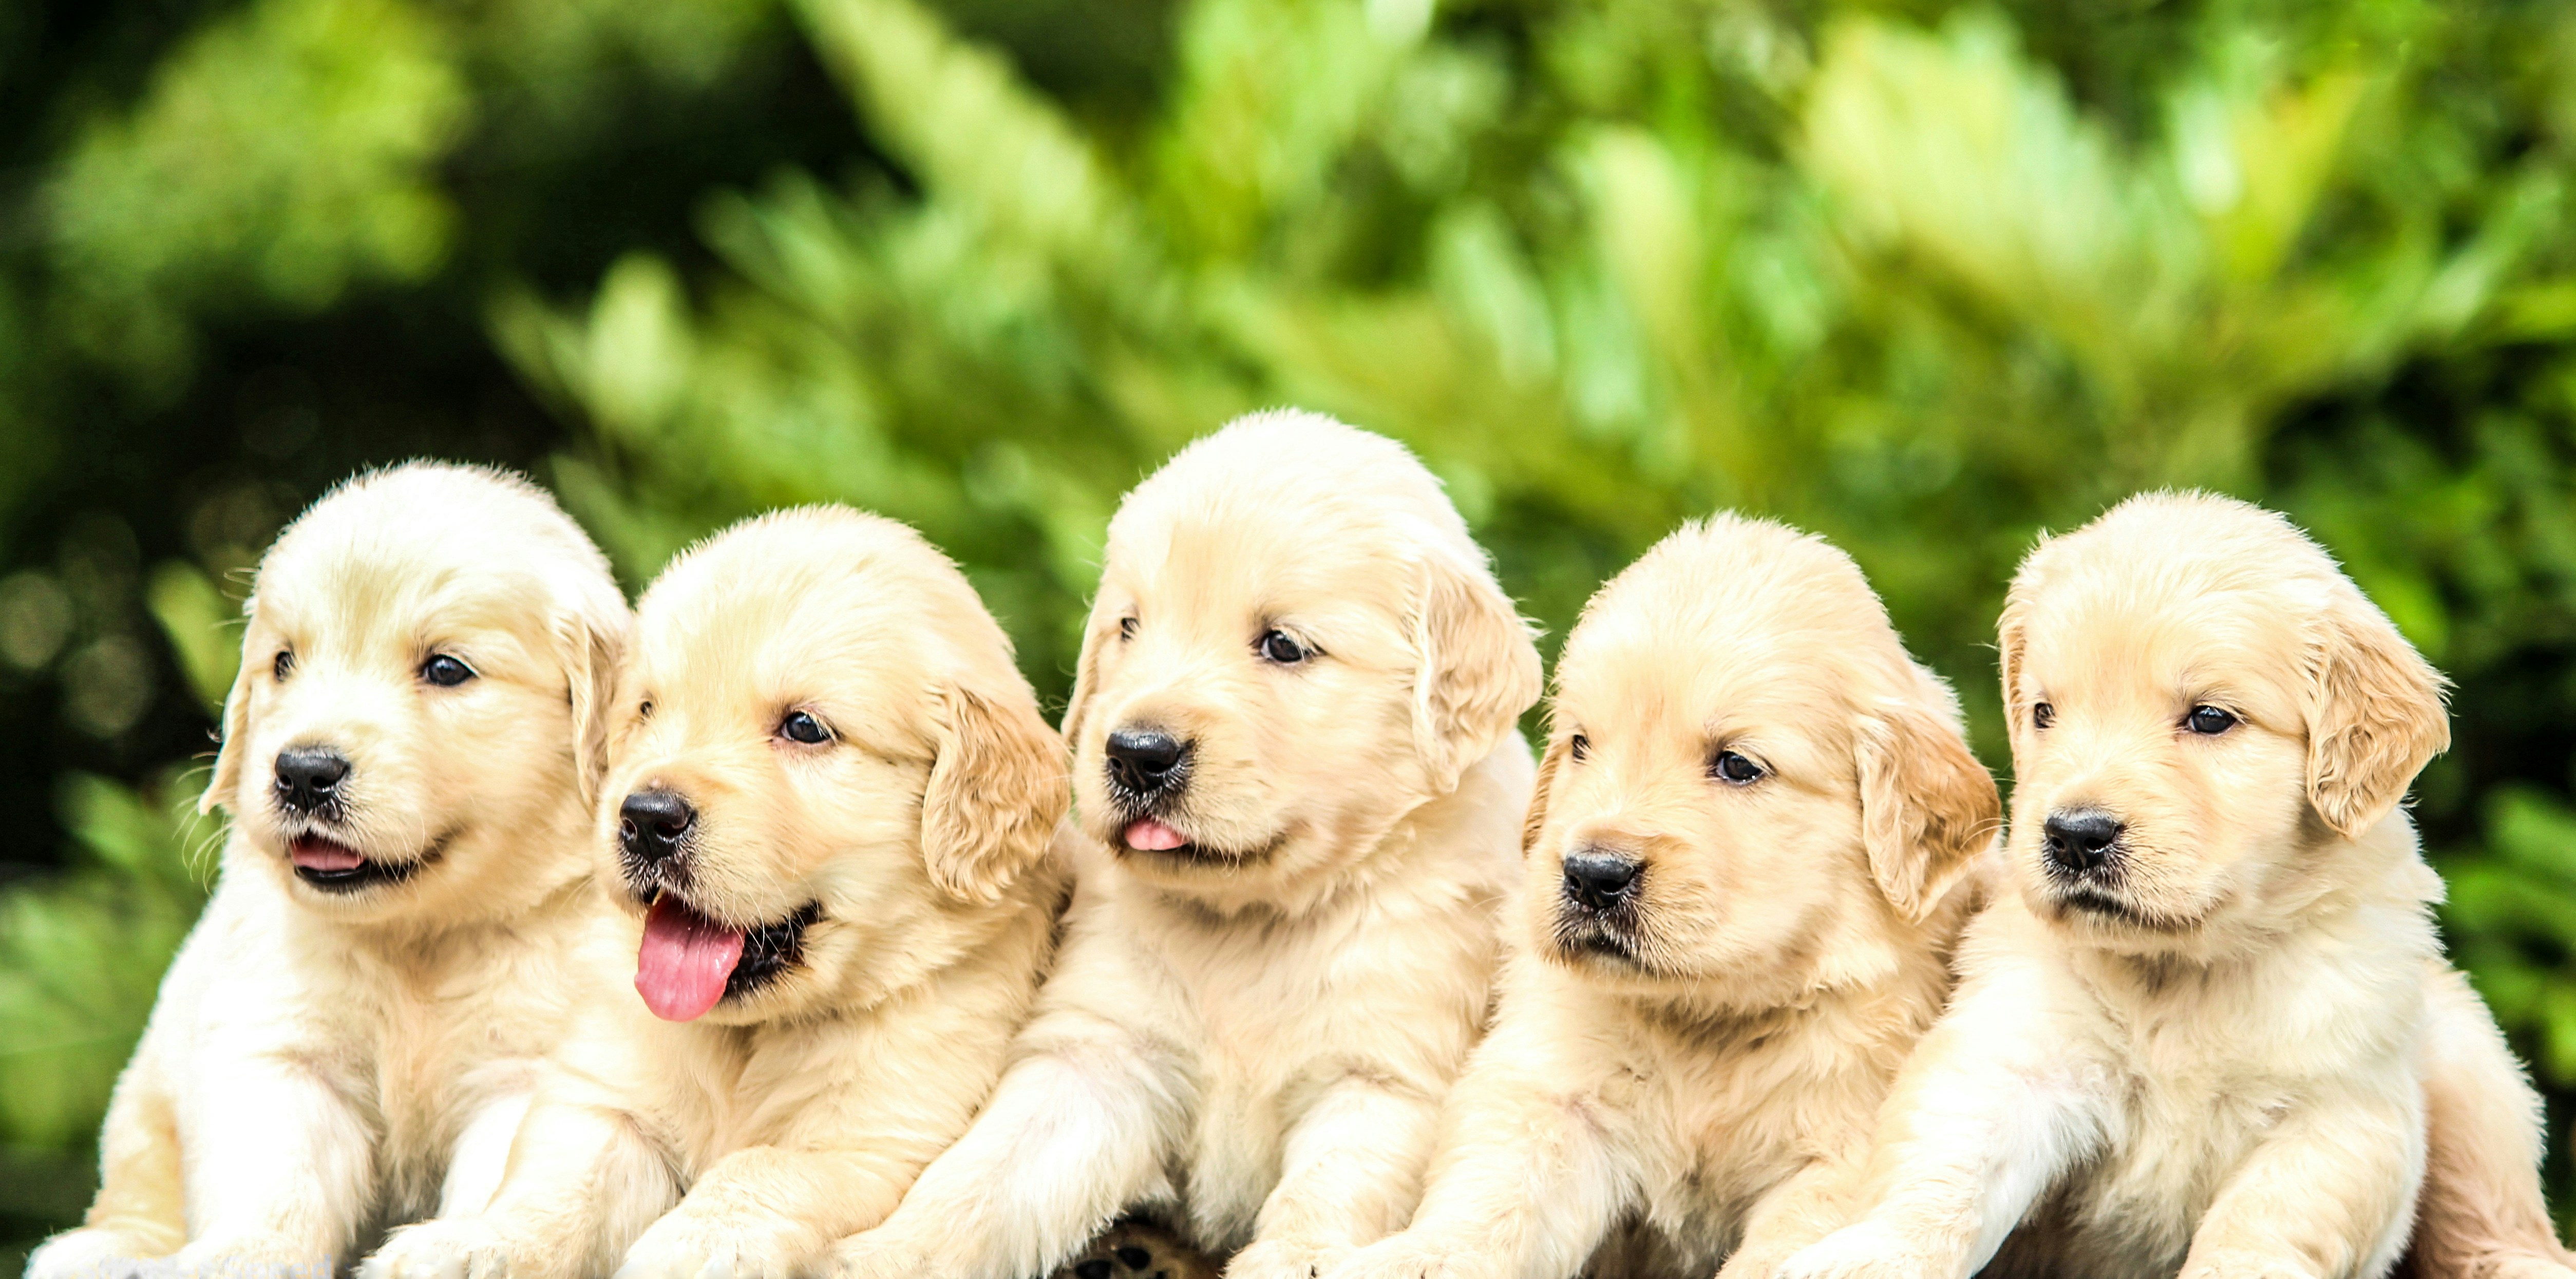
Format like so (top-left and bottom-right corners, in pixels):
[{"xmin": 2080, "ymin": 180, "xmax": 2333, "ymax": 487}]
[
  {"xmin": 2032, "ymin": 701, "xmax": 2055, "ymax": 730},
  {"xmin": 1710, "ymin": 750, "xmax": 1766, "ymax": 785},
  {"xmin": 1568, "ymin": 734, "xmax": 1590, "ymax": 762},
  {"xmin": 2185, "ymin": 705, "xmax": 2238, "ymax": 735},
  {"xmin": 637, "ymin": 698, "xmax": 655, "ymax": 721},
  {"xmin": 779, "ymin": 711, "xmax": 832, "ymax": 745},
  {"xmin": 1257, "ymin": 629, "xmax": 1311, "ymax": 664},
  {"xmin": 420, "ymin": 654, "xmax": 475, "ymax": 687},
  {"xmin": 272, "ymin": 650, "xmax": 294, "ymax": 682},
  {"xmin": 1117, "ymin": 616, "xmax": 1138, "ymax": 641}
]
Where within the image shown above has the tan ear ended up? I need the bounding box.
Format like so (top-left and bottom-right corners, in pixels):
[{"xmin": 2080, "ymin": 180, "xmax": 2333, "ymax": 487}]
[
  {"xmin": 1996, "ymin": 594, "xmax": 2034, "ymax": 744},
  {"xmin": 558, "ymin": 606, "xmax": 630, "ymax": 806},
  {"xmin": 200, "ymin": 647, "xmax": 256, "ymax": 815},
  {"xmin": 923, "ymin": 683, "xmax": 1070, "ymax": 904},
  {"xmin": 1522, "ymin": 733, "xmax": 1569, "ymax": 857},
  {"xmin": 1855, "ymin": 699, "xmax": 2000, "ymax": 922},
  {"xmin": 1411, "ymin": 555, "xmax": 1544, "ymax": 793},
  {"xmin": 2305, "ymin": 595, "xmax": 2450, "ymax": 840},
  {"xmin": 1058, "ymin": 614, "xmax": 1105, "ymax": 746}
]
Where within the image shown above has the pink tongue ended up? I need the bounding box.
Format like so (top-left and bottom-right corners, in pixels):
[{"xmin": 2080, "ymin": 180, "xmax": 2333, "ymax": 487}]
[
  {"xmin": 1123, "ymin": 818, "xmax": 1189, "ymax": 852},
  {"xmin": 635, "ymin": 896, "xmax": 745, "ymax": 1022},
  {"xmin": 291, "ymin": 837, "xmax": 364, "ymax": 872}
]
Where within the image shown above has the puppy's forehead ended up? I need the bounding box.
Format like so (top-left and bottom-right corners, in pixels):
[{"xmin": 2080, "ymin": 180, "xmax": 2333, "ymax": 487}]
[{"xmin": 255, "ymin": 468, "xmax": 601, "ymax": 642}]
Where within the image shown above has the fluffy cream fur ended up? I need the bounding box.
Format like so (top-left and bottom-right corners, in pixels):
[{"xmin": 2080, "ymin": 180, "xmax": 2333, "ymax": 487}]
[
  {"xmin": 359, "ymin": 507, "xmax": 1069, "ymax": 1279},
  {"xmin": 28, "ymin": 464, "xmax": 629, "ymax": 1279},
  {"xmin": 831, "ymin": 410, "xmax": 1543, "ymax": 1279},
  {"xmin": 1777, "ymin": 491, "xmax": 2564, "ymax": 1279},
  {"xmin": 1330, "ymin": 516, "xmax": 1999, "ymax": 1279}
]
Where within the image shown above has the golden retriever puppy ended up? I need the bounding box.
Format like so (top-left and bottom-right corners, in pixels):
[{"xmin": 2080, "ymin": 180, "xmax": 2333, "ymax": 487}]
[
  {"xmin": 28, "ymin": 464, "xmax": 628, "ymax": 1279},
  {"xmin": 361, "ymin": 507, "xmax": 1070, "ymax": 1279},
  {"xmin": 1777, "ymin": 491, "xmax": 2563, "ymax": 1279},
  {"xmin": 1332, "ymin": 516, "xmax": 2000, "ymax": 1279},
  {"xmin": 832, "ymin": 410, "xmax": 1544, "ymax": 1279}
]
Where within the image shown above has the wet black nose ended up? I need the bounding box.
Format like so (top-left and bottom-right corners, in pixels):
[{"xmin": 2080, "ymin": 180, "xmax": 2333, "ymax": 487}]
[
  {"xmin": 273, "ymin": 747, "xmax": 350, "ymax": 815},
  {"xmin": 2042, "ymin": 808, "xmax": 2124, "ymax": 874},
  {"xmin": 1561, "ymin": 850, "xmax": 1643, "ymax": 912},
  {"xmin": 1105, "ymin": 728, "xmax": 1190, "ymax": 797},
  {"xmin": 619, "ymin": 790, "xmax": 696, "ymax": 864}
]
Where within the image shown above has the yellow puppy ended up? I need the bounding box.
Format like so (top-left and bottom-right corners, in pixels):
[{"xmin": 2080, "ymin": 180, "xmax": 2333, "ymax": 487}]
[
  {"xmin": 1332, "ymin": 516, "xmax": 1999, "ymax": 1279},
  {"xmin": 29, "ymin": 464, "xmax": 628, "ymax": 1279},
  {"xmin": 362, "ymin": 507, "xmax": 1069, "ymax": 1279},
  {"xmin": 833, "ymin": 410, "xmax": 1543, "ymax": 1279},
  {"xmin": 1778, "ymin": 492, "xmax": 2562, "ymax": 1279}
]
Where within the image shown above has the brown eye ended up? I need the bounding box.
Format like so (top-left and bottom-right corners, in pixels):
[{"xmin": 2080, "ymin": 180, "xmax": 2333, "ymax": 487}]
[
  {"xmin": 1567, "ymin": 734, "xmax": 1589, "ymax": 762},
  {"xmin": 1710, "ymin": 750, "xmax": 1766, "ymax": 785},
  {"xmin": 1257, "ymin": 629, "xmax": 1311, "ymax": 664},
  {"xmin": 637, "ymin": 698, "xmax": 655, "ymax": 720},
  {"xmin": 779, "ymin": 711, "xmax": 832, "ymax": 745},
  {"xmin": 420, "ymin": 654, "xmax": 475, "ymax": 687},
  {"xmin": 1117, "ymin": 616, "xmax": 1138, "ymax": 640},
  {"xmin": 273, "ymin": 650, "xmax": 294, "ymax": 681},
  {"xmin": 2032, "ymin": 701, "xmax": 2055, "ymax": 730},
  {"xmin": 2185, "ymin": 704, "xmax": 2238, "ymax": 735}
]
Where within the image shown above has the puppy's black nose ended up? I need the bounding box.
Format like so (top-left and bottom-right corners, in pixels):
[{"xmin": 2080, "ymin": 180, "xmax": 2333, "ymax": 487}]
[
  {"xmin": 1105, "ymin": 728, "xmax": 1189, "ymax": 797},
  {"xmin": 2043, "ymin": 808, "xmax": 2123, "ymax": 874},
  {"xmin": 1561, "ymin": 850, "xmax": 1642, "ymax": 912},
  {"xmin": 619, "ymin": 790, "xmax": 695, "ymax": 864},
  {"xmin": 273, "ymin": 747, "xmax": 349, "ymax": 814}
]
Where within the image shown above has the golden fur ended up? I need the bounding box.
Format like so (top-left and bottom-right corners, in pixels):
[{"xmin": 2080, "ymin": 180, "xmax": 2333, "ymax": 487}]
[
  {"xmin": 832, "ymin": 410, "xmax": 1543, "ymax": 1279},
  {"xmin": 28, "ymin": 464, "xmax": 629, "ymax": 1279},
  {"xmin": 1331, "ymin": 516, "xmax": 1999, "ymax": 1279},
  {"xmin": 360, "ymin": 507, "xmax": 1069, "ymax": 1279},
  {"xmin": 1777, "ymin": 492, "xmax": 2566, "ymax": 1279}
]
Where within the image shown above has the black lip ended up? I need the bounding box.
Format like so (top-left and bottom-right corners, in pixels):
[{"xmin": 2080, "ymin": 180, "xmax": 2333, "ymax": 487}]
[
  {"xmin": 723, "ymin": 901, "xmax": 822, "ymax": 1001},
  {"xmin": 288, "ymin": 834, "xmax": 433, "ymax": 894}
]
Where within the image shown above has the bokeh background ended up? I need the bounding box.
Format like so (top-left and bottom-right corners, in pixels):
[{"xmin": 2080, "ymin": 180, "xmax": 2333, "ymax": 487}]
[{"xmin": 4, "ymin": 0, "xmax": 2576, "ymax": 1264}]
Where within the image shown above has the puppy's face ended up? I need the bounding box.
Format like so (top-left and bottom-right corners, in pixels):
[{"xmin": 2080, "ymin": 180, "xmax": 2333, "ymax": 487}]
[
  {"xmin": 2000, "ymin": 495, "xmax": 2449, "ymax": 953},
  {"xmin": 210, "ymin": 467, "xmax": 624, "ymax": 926},
  {"xmin": 1523, "ymin": 520, "xmax": 1995, "ymax": 1006},
  {"xmin": 604, "ymin": 511, "xmax": 1062, "ymax": 1025},
  {"xmin": 1062, "ymin": 416, "xmax": 1538, "ymax": 907}
]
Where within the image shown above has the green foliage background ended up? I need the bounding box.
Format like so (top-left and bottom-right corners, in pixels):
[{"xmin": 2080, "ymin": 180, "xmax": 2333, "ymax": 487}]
[{"xmin": 4, "ymin": 0, "xmax": 2576, "ymax": 1264}]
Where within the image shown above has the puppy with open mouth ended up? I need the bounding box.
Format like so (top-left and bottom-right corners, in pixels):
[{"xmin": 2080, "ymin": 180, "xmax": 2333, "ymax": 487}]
[
  {"xmin": 1777, "ymin": 492, "xmax": 2573, "ymax": 1279},
  {"xmin": 833, "ymin": 411, "xmax": 1544, "ymax": 1279},
  {"xmin": 362, "ymin": 507, "xmax": 1071, "ymax": 1279},
  {"xmin": 1330, "ymin": 517, "xmax": 2000, "ymax": 1279},
  {"xmin": 28, "ymin": 464, "xmax": 629, "ymax": 1279}
]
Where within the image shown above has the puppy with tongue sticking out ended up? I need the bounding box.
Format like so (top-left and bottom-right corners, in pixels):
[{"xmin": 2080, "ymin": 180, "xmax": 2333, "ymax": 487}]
[{"xmin": 364, "ymin": 507, "xmax": 1073, "ymax": 1279}]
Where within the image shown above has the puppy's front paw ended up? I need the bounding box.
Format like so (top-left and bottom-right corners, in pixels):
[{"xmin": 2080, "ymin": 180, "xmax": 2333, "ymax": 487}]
[
  {"xmin": 1325, "ymin": 1234, "xmax": 1495, "ymax": 1279},
  {"xmin": 1226, "ymin": 1237, "xmax": 1351, "ymax": 1279},
  {"xmin": 615, "ymin": 1210, "xmax": 814, "ymax": 1279},
  {"xmin": 361, "ymin": 1218, "xmax": 512, "ymax": 1279},
  {"xmin": 828, "ymin": 1229, "xmax": 942, "ymax": 1279},
  {"xmin": 27, "ymin": 1228, "xmax": 167, "ymax": 1279},
  {"xmin": 1772, "ymin": 1225, "xmax": 1931, "ymax": 1279}
]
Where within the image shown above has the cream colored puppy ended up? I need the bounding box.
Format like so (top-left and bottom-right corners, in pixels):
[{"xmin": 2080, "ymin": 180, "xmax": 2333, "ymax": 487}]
[
  {"xmin": 1777, "ymin": 492, "xmax": 2550, "ymax": 1279},
  {"xmin": 833, "ymin": 410, "xmax": 1544, "ymax": 1279},
  {"xmin": 362, "ymin": 507, "xmax": 1070, "ymax": 1279},
  {"xmin": 28, "ymin": 464, "xmax": 628, "ymax": 1279},
  {"xmin": 1332, "ymin": 516, "xmax": 1999, "ymax": 1279}
]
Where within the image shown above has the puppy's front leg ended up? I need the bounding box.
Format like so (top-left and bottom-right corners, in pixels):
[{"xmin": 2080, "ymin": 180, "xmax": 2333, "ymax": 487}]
[
  {"xmin": 153, "ymin": 1051, "xmax": 377, "ymax": 1278},
  {"xmin": 2179, "ymin": 1091, "xmax": 2423, "ymax": 1279},
  {"xmin": 832, "ymin": 1035, "xmax": 1186, "ymax": 1279},
  {"xmin": 615, "ymin": 1147, "xmax": 923, "ymax": 1279},
  {"xmin": 1229, "ymin": 1074, "xmax": 1445, "ymax": 1279},
  {"xmin": 29, "ymin": 1052, "xmax": 189, "ymax": 1279},
  {"xmin": 366, "ymin": 1101, "xmax": 677, "ymax": 1279},
  {"xmin": 1716, "ymin": 1157, "xmax": 1866, "ymax": 1279}
]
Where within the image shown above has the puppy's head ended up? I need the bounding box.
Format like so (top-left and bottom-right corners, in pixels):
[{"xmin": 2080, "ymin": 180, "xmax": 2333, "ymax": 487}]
[
  {"xmin": 605, "ymin": 508, "xmax": 1065, "ymax": 1025},
  {"xmin": 1522, "ymin": 517, "xmax": 1998, "ymax": 1007},
  {"xmin": 207, "ymin": 464, "xmax": 629, "ymax": 926},
  {"xmin": 1998, "ymin": 492, "xmax": 2450, "ymax": 953},
  {"xmin": 1063, "ymin": 411, "xmax": 1541, "ymax": 909}
]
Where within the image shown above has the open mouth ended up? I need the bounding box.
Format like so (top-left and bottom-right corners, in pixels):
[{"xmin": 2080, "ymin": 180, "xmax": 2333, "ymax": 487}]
[
  {"xmin": 634, "ymin": 891, "xmax": 819, "ymax": 1022},
  {"xmin": 288, "ymin": 833, "xmax": 426, "ymax": 893},
  {"xmin": 1115, "ymin": 816, "xmax": 1286, "ymax": 865}
]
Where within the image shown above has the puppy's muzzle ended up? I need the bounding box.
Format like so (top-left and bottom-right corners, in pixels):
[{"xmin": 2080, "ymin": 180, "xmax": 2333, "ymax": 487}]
[
  {"xmin": 619, "ymin": 789, "xmax": 696, "ymax": 872},
  {"xmin": 1105, "ymin": 727, "xmax": 1191, "ymax": 806},
  {"xmin": 274, "ymin": 745, "xmax": 350, "ymax": 817},
  {"xmin": 2042, "ymin": 807, "xmax": 2124, "ymax": 876}
]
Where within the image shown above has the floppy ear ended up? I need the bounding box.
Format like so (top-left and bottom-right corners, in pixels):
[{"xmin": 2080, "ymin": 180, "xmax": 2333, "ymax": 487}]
[
  {"xmin": 557, "ymin": 606, "xmax": 629, "ymax": 806},
  {"xmin": 2305, "ymin": 594, "xmax": 2450, "ymax": 841},
  {"xmin": 1855, "ymin": 699, "xmax": 2000, "ymax": 922},
  {"xmin": 1058, "ymin": 614, "xmax": 1105, "ymax": 745},
  {"xmin": 200, "ymin": 647, "xmax": 256, "ymax": 816},
  {"xmin": 1411, "ymin": 555, "xmax": 1544, "ymax": 794},
  {"xmin": 1522, "ymin": 733, "xmax": 1570, "ymax": 857},
  {"xmin": 1996, "ymin": 595, "xmax": 2034, "ymax": 743},
  {"xmin": 922, "ymin": 683, "xmax": 1070, "ymax": 904}
]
